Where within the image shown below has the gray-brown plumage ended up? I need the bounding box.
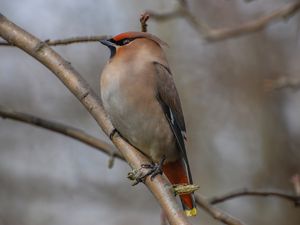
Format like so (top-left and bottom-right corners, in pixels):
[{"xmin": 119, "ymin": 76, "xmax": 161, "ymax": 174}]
[{"xmin": 100, "ymin": 32, "xmax": 196, "ymax": 216}]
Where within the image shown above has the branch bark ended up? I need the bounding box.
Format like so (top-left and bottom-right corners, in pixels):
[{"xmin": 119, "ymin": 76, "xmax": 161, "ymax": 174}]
[
  {"xmin": 0, "ymin": 13, "xmax": 191, "ymax": 225},
  {"xmin": 147, "ymin": 1, "xmax": 300, "ymax": 41}
]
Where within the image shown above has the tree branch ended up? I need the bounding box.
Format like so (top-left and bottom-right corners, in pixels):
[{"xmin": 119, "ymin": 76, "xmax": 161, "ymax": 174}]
[
  {"xmin": 0, "ymin": 106, "xmax": 123, "ymax": 161},
  {"xmin": 195, "ymin": 195, "xmax": 245, "ymax": 225},
  {"xmin": 0, "ymin": 35, "xmax": 111, "ymax": 46},
  {"xmin": 208, "ymin": 189, "xmax": 300, "ymax": 206},
  {"xmin": 147, "ymin": 1, "xmax": 300, "ymax": 41},
  {"xmin": 0, "ymin": 13, "xmax": 191, "ymax": 225}
]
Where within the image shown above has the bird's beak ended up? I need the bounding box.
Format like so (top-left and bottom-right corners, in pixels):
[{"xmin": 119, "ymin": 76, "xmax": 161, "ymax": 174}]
[
  {"xmin": 100, "ymin": 39, "xmax": 117, "ymax": 58},
  {"xmin": 100, "ymin": 39, "xmax": 115, "ymax": 48}
]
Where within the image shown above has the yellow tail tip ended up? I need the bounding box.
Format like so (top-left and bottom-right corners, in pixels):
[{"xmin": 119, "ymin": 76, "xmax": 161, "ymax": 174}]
[{"xmin": 185, "ymin": 208, "xmax": 197, "ymax": 217}]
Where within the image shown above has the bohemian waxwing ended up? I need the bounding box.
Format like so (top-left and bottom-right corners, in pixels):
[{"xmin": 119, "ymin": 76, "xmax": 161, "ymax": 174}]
[{"xmin": 99, "ymin": 32, "xmax": 197, "ymax": 216}]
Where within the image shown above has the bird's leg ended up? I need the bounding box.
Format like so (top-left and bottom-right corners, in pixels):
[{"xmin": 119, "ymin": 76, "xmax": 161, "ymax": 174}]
[{"xmin": 127, "ymin": 169, "xmax": 144, "ymax": 186}]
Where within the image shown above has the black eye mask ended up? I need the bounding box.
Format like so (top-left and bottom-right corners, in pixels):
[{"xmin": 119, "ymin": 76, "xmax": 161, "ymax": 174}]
[{"xmin": 110, "ymin": 38, "xmax": 135, "ymax": 46}]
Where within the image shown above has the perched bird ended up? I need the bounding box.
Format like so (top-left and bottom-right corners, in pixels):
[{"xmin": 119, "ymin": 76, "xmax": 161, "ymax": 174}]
[{"xmin": 100, "ymin": 32, "xmax": 197, "ymax": 216}]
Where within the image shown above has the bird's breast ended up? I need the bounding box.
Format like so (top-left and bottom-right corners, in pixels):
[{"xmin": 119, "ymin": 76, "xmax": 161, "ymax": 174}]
[{"xmin": 100, "ymin": 62, "xmax": 178, "ymax": 162}]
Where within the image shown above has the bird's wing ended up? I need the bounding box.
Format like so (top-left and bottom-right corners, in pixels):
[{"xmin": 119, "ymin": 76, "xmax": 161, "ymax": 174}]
[{"xmin": 153, "ymin": 62, "xmax": 193, "ymax": 184}]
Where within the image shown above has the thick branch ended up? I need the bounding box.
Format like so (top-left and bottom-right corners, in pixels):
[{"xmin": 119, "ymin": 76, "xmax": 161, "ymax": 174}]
[
  {"xmin": 147, "ymin": 1, "xmax": 300, "ymax": 41},
  {"xmin": 0, "ymin": 106, "xmax": 123, "ymax": 160},
  {"xmin": 195, "ymin": 195, "xmax": 245, "ymax": 225},
  {"xmin": 0, "ymin": 14, "xmax": 191, "ymax": 225},
  {"xmin": 0, "ymin": 35, "xmax": 111, "ymax": 46},
  {"xmin": 209, "ymin": 189, "xmax": 300, "ymax": 206}
]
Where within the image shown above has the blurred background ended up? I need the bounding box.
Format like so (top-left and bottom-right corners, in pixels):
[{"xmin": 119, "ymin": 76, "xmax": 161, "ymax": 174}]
[{"xmin": 1, "ymin": 0, "xmax": 300, "ymax": 224}]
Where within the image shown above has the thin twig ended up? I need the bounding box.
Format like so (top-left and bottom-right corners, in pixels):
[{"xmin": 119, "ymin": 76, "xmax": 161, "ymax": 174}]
[
  {"xmin": 195, "ymin": 195, "xmax": 245, "ymax": 225},
  {"xmin": 140, "ymin": 12, "xmax": 150, "ymax": 32},
  {"xmin": 0, "ymin": 13, "xmax": 191, "ymax": 225},
  {"xmin": 264, "ymin": 77, "xmax": 300, "ymax": 91},
  {"xmin": 0, "ymin": 106, "xmax": 123, "ymax": 160},
  {"xmin": 208, "ymin": 188, "xmax": 300, "ymax": 206},
  {"xmin": 147, "ymin": 1, "xmax": 300, "ymax": 41},
  {"xmin": 0, "ymin": 35, "xmax": 111, "ymax": 46}
]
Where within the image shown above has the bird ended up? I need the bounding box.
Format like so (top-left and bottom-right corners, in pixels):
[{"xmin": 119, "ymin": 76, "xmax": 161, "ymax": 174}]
[{"xmin": 99, "ymin": 31, "xmax": 197, "ymax": 216}]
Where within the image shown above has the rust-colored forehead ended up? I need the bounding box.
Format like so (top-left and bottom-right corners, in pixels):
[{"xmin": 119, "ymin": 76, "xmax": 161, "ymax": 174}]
[
  {"xmin": 112, "ymin": 31, "xmax": 168, "ymax": 47},
  {"xmin": 112, "ymin": 32, "xmax": 142, "ymax": 41}
]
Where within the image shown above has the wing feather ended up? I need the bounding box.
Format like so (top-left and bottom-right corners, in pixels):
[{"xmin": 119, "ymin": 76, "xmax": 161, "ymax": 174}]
[{"xmin": 154, "ymin": 62, "xmax": 193, "ymax": 184}]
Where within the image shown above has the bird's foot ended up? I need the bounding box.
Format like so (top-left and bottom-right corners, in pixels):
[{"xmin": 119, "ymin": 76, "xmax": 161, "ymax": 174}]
[
  {"xmin": 172, "ymin": 184, "xmax": 200, "ymax": 196},
  {"xmin": 127, "ymin": 169, "xmax": 144, "ymax": 185},
  {"xmin": 127, "ymin": 156, "xmax": 166, "ymax": 186},
  {"xmin": 141, "ymin": 155, "xmax": 166, "ymax": 180}
]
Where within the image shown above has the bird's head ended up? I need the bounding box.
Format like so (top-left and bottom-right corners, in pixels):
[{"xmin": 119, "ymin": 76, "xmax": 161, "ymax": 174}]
[{"xmin": 100, "ymin": 31, "xmax": 167, "ymax": 58}]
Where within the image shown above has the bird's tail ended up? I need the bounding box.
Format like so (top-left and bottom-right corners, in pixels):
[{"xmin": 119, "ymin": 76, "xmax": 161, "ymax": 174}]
[{"xmin": 162, "ymin": 159, "xmax": 197, "ymax": 216}]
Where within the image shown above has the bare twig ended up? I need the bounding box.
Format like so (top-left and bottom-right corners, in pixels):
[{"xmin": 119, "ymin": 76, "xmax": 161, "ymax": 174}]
[
  {"xmin": 195, "ymin": 195, "xmax": 245, "ymax": 225},
  {"xmin": 208, "ymin": 188, "xmax": 300, "ymax": 206},
  {"xmin": 140, "ymin": 12, "xmax": 150, "ymax": 32},
  {"xmin": 0, "ymin": 14, "xmax": 191, "ymax": 225},
  {"xmin": 147, "ymin": 1, "xmax": 300, "ymax": 41},
  {"xmin": 0, "ymin": 106, "xmax": 123, "ymax": 161},
  {"xmin": 0, "ymin": 35, "xmax": 111, "ymax": 46}
]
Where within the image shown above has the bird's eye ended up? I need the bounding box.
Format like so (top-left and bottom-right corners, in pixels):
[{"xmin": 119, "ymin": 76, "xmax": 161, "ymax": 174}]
[{"xmin": 122, "ymin": 39, "xmax": 131, "ymax": 45}]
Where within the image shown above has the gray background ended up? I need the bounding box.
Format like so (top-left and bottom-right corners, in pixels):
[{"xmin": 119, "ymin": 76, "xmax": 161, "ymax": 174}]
[{"xmin": 0, "ymin": 0, "xmax": 300, "ymax": 224}]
